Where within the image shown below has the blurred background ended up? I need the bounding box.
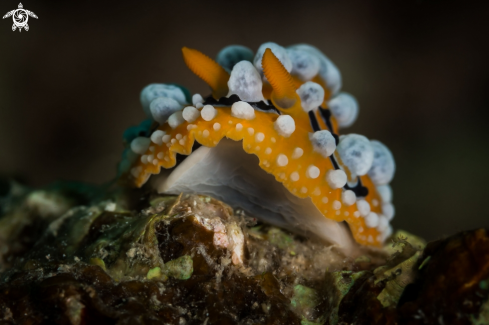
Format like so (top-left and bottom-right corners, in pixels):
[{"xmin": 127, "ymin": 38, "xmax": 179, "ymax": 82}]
[{"xmin": 0, "ymin": 0, "xmax": 488, "ymax": 241}]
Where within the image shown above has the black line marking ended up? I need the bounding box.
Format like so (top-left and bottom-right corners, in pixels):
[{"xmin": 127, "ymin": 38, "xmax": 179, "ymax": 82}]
[
  {"xmin": 308, "ymin": 110, "xmax": 321, "ymax": 131},
  {"xmin": 344, "ymin": 178, "xmax": 369, "ymax": 198},
  {"xmin": 203, "ymin": 94, "xmax": 280, "ymax": 114}
]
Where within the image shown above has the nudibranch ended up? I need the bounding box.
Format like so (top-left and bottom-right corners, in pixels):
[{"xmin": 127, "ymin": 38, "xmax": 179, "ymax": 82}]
[{"xmin": 119, "ymin": 42, "xmax": 396, "ymax": 250}]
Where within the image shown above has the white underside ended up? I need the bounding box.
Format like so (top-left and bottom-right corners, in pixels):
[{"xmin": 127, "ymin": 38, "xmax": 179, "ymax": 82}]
[{"xmin": 154, "ymin": 138, "xmax": 356, "ymax": 254}]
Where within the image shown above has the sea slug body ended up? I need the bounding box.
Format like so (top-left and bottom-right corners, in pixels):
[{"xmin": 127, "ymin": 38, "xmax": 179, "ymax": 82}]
[{"xmin": 119, "ymin": 42, "xmax": 396, "ymax": 247}]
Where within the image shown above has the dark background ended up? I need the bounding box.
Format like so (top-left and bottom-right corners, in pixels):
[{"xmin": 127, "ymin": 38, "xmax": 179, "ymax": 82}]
[{"xmin": 1, "ymin": 0, "xmax": 488, "ymax": 241}]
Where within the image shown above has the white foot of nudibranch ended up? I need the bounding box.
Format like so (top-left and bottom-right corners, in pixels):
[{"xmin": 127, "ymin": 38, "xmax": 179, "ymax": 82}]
[{"xmin": 154, "ymin": 138, "xmax": 358, "ymax": 255}]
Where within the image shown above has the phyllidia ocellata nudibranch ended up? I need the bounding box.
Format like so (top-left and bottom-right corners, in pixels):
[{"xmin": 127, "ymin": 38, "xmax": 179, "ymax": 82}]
[{"xmin": 119, "ymin": 43, "xmax": 396, "ymax": 247}]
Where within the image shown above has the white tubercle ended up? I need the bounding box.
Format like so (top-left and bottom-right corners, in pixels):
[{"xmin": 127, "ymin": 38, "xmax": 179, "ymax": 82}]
[
  {"xmin": 336, "ymin": 134, "xmax": 374, "ymax": 176},
  {"xmin": 231, "ymin": 101, "xmax": 255, "ymax": 120},
  {"xmin": 150, "ymin": 130, "xmax": 166, "ymax": 145},
  {"xmin": 182, "ymin": 106, "xmax": 200, "ymax": 123},
  {"xmin": 328, "ymin": 93, "xmax": 359, "ymax": 128},
  {"xmin": 130, "ymin": 137, "xmax": 151, "ymax": 155},
  {"xmin": 356, "ymin": 199, "xmax": 371, "ymax": 217},
  {"xmin": 306, "ymin": 165, "xmax": 320, "ymax": 179},
  {"xmin": 310, "ymin": 130, "xmax": 336, "ymax": 157},
  {"xmin": 382, "ymin": 202, "xmax": 395, "ymax": 221},
  {"xmin": 253, "ymin": 42, "xmax": 292, "ymax": 76},
  {"xmin": 376, "ymin": 184, "xmax": 393, "ymax": 203},
  {"xmin": 368, "ymin": 140, "xmax": 396, "ymax": 186},
  {"xmin": 149, "ymin": 97, "xmax": 182, "ymax": 124},
  {"xmin": 168, "ymin": 111, "xmax": 185, "ymax": 129},
  {"xmin": 296, "ymin": 81, "xmax": 325, "ymax": 112},
  {"xmin": 201, "ymin": 105, "xmax": 217, "ymax": 121},
  {"xmin": 377, "ymin": 215, "xmax": 389, "ymax": 232},
  {"xmin": 216, "ymin": 45, "xmax": 254, "ymax": 72},
  {"xmin": 227, "ymin": 61, "xmax": 265, "ymax": 102},
  {"xmin": 140, "ymin": 84, "xmax": 187, "ymax": 117},
  {"xmin": 286, "ymin": 48, "xmax": 320, "ymax": 81},
  {"xmin": 326, "ymin": 170, "xmax": 347, "ymax": 189},
  {"xmin": 274, "ymin": 115, "xmax": 295, "ymax": 137},
  {"xmin": 192, "ymin": 93, "xmax": 204, "ymax": 106},
  {"xmin": 364, "ymin": 212, "xmax": 379, "ymax": 228},
  {"xmin": 288, "ymin": 44, "xmax": 342, "ymax": 95},
  {"xmin": 342, "ymin": 190, "xmax": 356, "ymax": 206}
]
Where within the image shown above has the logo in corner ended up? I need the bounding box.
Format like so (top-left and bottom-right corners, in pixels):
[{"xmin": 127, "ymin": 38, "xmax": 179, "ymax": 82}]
[{"xmin": 3, "ymin": 3, "xmax": 37, "ymax": 32}]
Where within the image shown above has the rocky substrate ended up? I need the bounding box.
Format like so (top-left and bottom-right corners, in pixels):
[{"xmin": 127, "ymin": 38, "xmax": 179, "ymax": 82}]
[{"xmin": 0, "ymin": 182, "xmax": 488, "ymax": 324}]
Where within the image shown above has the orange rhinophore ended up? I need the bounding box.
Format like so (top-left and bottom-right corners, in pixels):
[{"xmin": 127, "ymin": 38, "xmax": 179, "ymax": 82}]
[{"xmin": 121, "ymin": 43, "xmax": 396, "ymax": 248}]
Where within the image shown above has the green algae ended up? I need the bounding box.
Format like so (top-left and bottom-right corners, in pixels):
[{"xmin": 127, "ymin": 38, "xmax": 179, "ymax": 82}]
[{"xmin": 163, "ymin": 255, "xmax": 193, "ymax": 280}]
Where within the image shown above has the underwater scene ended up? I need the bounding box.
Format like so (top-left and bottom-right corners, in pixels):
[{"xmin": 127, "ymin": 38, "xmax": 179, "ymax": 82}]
[{"xmin": 0, "ymin": 1, "xmax": 488, "ymax": 324}]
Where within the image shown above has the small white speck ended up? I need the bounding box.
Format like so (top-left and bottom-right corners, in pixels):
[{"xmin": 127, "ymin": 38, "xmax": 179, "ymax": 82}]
[
  {"xmin": 248, "ymin": 127, "xmax": 254, "ymax": 135},
  {"xmin": 213, "ymin": 123, "xmax": 221, "ymax": 131},
  {"xmin": 164, "ymin": 156, "xmax": 170, "ymax": 161},
  {"xmin": 255, "ymin": 146, "xmax": 260, "ymax": 151},
  {"xmin": 344, "ymin": 211, "xmax": 349, "ymax": 216},
  {"xmin": 176, "ymin": 134, "xmax": 182, "ymax": 140},
  {"xmin": 271, "ymin": 137, "xmax": 276, "ymax": 143},
  {"xmin": 236, "ymin": 123, "xmax": 243, "ymax": 132},
  {"xmin": 203, "ymin": 129, "xmax": 210, "ymax": 137},
  {"xmin": 171, "ymin": 139, "xmax": 176, "ymax": 144},
  {"xmin": 277, "ymin": 154, "xmax": 288, "ymax": 167},
  {"xmin": 228, "ymin": 120, "xmax": 233, "ymax": 124},
  {"xmin": 265, "ymin": 147, "xmax": 272, "ymax": 154},
  {"xmin": 201, "ymin": 105, "xmax": 217, "ymax": 121},
  {"xmin": 292, "ymin": 147, "xmax": 303, "ymax": 159},
  {"xmin": 290, "ymin": 172, "xmax": 300, "ymax": 181},
  {"xmin": 255, "ymin": 132, "xmax": 265, "ymax": 142},
  {"xmin": 149, "ymin": 146, "xmax": 155, "ymax": 152},
  {"xmin": 147, "ymin": 154, "xmax": 154, "ymax": 162},
  {"xmin": 301, "ymin": 187, "xmax": 308, "ymax": 194},
  {"xmin": 372, "ymin": 199, "xmax": 379, "ymax": 207},
  {"xmin": 306, "ymin": 165, "xmax": 320, "ymax": 179},
  {"xmin": 312, "ymin": 187, "xmax": 321, "ymax": 196},
  {"xmin": 179, "ymin": 139, "xmax": 186, "ymax": 145},
  {"xmin": 157, "ymin": 152, "xmax": 163, "ymax": 159},
  {"xmin": 322, "ymin": 197, "xmax": 329, "ymax": 204},
  {"xmin": 152, "ymin": 159, "xmax": 158, "ymax": 165},
  {"xmin": 333, "ymin": 200, "xmax": 342, "ymax": 210},
  {"xmin": 354, "ymin": 211, "xmax": 361, "ymax": 218},
  {"xmin": 141, "ymin": 155, "xmax": 148, "ymax": 164}
]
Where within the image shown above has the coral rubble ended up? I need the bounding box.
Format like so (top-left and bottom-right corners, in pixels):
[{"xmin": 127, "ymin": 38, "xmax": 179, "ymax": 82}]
[{"xmin": 0, "ymin": 183, "xmax": 488, "ymax": 324}]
